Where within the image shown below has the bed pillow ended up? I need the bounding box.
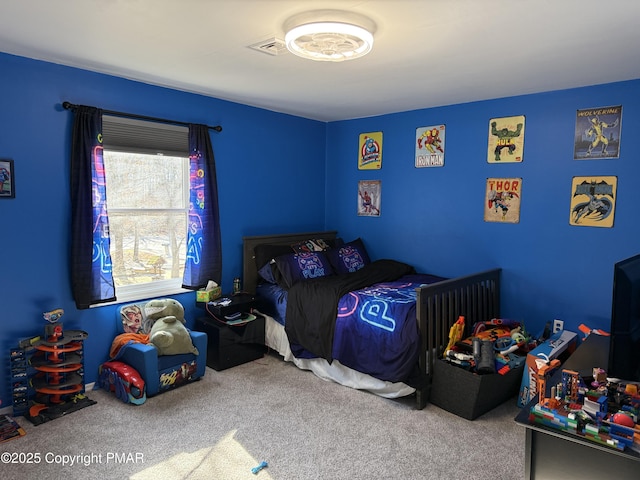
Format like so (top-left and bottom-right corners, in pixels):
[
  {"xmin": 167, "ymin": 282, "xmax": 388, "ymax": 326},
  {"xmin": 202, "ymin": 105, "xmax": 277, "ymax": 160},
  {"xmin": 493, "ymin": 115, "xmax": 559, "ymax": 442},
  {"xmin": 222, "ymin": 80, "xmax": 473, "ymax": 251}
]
[
  {"xmin": 255, "ymin": 238, "xmax": 338, "ymax": 283},
  {"xmin": 254, "ymin": 243, "xmax": 296, "ymax": 271},
  {"xmin": 290, "ymin": 238, "xmax": 332, "ymax": 254},
  {"xmin": 273, "ymin": 251, "xmax": 335, "ymax": 289},
  {"xmin": 257, "ymin": 261, "xmax": 278, "ymax": 284},
  {"xmin": 326, "ymin": 238, "xmax": 371, "ymax": 274}
]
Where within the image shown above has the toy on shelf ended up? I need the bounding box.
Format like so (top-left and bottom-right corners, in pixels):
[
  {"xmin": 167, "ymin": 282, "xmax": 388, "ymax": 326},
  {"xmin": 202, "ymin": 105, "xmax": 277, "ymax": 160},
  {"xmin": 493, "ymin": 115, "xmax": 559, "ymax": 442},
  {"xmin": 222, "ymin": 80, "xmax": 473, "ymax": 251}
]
[
  {"xmin": 11, "ymin": 309, "xmax": 96, "ymax": 425},
  {"xmin": 535, "ymin": 359, "xmax": 562, "ymax": 408},
  {"xmin": 517, "ymin": 330, "xmax": 579, "ymax": 407},
  {"xmin": 9, "ymin": 348, "xmax": 30, "ymax": 417},
  {"xmin": 578, "ymin": 323, "xmax": 610, "ymax": 339},
  {"xmin": 43, "ymin": 308, "xmax": 65, "ymax": 323},
  {"xmin": 528, "ymin": 367, "xmax": 640, "ymax": 452}
]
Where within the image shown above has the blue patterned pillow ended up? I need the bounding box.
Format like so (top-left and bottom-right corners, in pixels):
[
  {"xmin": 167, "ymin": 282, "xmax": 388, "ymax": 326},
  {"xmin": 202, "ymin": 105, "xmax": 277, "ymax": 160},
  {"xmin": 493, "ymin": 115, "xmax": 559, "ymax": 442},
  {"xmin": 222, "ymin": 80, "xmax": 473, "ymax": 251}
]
[
  {"xmin": 326, "ymin": 238, "xmax": 371, "ymax": 274},
  {"xmin": 273, "ymin": 251, "xmax": 335, "ymax": 289}
]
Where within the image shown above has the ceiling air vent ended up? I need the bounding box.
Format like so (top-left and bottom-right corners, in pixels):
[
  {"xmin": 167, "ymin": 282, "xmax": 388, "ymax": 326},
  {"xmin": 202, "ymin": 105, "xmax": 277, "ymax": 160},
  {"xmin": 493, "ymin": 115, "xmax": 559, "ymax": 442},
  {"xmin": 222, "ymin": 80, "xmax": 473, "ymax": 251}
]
[{"xmin": 248, "ymin": 37, "xmax": 288, "ymax": 56}]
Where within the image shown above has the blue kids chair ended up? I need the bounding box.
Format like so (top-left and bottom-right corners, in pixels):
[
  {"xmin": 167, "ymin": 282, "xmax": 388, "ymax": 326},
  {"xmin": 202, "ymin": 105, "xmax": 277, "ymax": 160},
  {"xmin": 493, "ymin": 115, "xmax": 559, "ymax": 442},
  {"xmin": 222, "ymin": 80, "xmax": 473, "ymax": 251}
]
[{"xmin": 110, "ymin": 299, "xmax": 207, "ymax": 397}]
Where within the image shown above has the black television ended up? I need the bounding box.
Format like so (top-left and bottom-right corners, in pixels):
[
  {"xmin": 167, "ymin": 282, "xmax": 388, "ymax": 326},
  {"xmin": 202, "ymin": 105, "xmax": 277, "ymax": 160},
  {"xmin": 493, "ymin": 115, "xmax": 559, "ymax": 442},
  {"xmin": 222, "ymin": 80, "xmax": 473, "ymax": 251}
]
[{"xmin": 608, "ymin": 253, "xmax": 640, "ymax": 382}]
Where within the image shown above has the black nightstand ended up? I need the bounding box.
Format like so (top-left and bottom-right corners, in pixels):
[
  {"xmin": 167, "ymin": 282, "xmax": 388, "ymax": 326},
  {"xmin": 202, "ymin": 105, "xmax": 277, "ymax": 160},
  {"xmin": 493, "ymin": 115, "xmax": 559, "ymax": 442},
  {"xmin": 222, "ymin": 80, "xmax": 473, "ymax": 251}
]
[
  {"xmin": 194, "ymin": 314, "xmax": 265, "ymax": 371},
  {"xmin": 197, "ymin": 292, "xmax": 256, "ymax": 317}
]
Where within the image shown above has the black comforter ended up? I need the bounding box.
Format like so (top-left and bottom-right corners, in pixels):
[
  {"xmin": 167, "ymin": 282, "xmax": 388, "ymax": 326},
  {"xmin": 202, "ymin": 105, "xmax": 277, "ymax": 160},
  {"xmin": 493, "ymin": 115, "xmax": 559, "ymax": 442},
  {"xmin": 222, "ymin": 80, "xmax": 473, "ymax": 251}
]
[{"xmin": 284, "ymin": 259, "xmax": 415, "ymax": 363}]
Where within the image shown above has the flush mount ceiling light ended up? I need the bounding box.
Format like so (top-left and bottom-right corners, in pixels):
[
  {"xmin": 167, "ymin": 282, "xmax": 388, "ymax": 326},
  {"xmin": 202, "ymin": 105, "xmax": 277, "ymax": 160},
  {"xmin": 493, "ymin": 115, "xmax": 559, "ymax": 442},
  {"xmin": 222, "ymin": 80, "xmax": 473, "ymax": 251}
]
[{"xmin": 284, "ymin": 10, "xmax": 376, "ymax": 62}]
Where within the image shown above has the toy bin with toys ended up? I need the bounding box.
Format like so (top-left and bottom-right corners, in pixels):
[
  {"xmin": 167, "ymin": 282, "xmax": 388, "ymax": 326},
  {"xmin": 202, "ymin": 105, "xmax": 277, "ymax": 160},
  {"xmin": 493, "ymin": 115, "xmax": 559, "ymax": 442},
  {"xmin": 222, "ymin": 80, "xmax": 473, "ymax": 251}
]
[{"xmin": 429, "ymin": 317, "xmax": 532, "ymax": 420}]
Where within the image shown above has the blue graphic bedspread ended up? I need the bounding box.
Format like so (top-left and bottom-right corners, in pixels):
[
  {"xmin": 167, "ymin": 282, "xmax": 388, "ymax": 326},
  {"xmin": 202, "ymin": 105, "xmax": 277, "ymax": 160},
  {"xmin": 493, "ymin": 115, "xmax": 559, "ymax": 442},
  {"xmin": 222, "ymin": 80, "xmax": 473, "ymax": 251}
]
[
  {"xmin": 286, "ymin": 260, "xmax": 415, "ymax": 364},
  {"xmin": 332, "ymin": 273, "xmax": 444, "ymax": 382}
]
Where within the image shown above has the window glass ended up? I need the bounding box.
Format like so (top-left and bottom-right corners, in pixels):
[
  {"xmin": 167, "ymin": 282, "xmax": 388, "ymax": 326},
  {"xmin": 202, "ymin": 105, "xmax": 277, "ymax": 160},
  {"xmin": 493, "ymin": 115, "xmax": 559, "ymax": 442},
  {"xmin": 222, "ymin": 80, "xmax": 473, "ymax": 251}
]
[{"xmin": 103, "ymin": 150, "xmax": 189, "ymax": 301}]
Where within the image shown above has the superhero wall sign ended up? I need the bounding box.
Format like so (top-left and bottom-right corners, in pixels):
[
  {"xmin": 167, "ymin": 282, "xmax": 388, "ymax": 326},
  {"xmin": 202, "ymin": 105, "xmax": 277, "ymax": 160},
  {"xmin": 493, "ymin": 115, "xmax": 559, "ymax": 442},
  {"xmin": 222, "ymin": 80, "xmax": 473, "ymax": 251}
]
[
  {"xmin": 415, "ymin": 125, "xmax": 445, "ymax": 167},
  {"xmin": 485, "ymin": 178, "xmax": 522, "ymax": 224},
  {"xmin": 487, "ymin": 115, "xmax": 525, "ymax": 163},
  {"xmin": 573, "ymin": 105, "xmax": 622, "ymax": 159},
  {"xmin": 358, "ymin": 132, "xmax": 382, "ymax": 170},
  {"xmin": 357, "ymin": 180, "xmax": 381, "ymax": 217},
  {"xmin": 569, "ymin": 176, "xmax": 617, "ymax": 228}
]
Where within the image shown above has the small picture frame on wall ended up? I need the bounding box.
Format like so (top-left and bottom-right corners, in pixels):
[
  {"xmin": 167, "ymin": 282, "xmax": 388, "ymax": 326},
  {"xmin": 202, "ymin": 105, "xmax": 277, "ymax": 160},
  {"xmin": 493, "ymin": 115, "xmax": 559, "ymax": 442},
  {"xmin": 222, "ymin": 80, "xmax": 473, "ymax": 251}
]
[
  {"xmin": 415, "ymin": 125, "xmax": 445, "ymax": 168},
  {"xmin": 357, "ymin": 180, "xmax": 381, "ymax": 216},
  {"xmin": 484, "ymin": 177, "xmax": 522, "ymax": 223},
  {"xmin": 358, "ymin": 132, "xmax": 383, "ymax": 170},
  {"xmin": 0, "ymin": 159, "xmax": 15, "ymax": 198},
  {"xmin": 487, "ymin": 115, "xmax": 525, "ymax": 163},
  {"xmin": 573, "ymin": 105, "xmax": 622, "ymax": 159},
  {"xmin": 569, "ymin": 176, "xmax": 617, "ymax": 228}
]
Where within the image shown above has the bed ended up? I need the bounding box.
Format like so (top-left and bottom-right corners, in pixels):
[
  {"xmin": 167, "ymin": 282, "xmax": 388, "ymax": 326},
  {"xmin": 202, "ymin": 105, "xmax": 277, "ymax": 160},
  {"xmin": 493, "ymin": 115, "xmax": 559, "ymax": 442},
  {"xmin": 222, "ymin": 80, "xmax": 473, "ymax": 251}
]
[{"xmin": 242, "ymin": 230, "xmax": 501, "ymax": 409}]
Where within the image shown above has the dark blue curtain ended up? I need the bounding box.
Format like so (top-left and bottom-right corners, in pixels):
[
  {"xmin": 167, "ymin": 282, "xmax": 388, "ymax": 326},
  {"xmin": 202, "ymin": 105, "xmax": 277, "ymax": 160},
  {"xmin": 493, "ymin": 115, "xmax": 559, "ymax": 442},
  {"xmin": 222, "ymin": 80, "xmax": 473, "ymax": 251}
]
[
  {"xmin": 70, "ymin": 106, "xmax": 116, "ymax": 308},
  {"xmin": 183, "ymin": 124, "xmax": 222, "ymax": 289}
]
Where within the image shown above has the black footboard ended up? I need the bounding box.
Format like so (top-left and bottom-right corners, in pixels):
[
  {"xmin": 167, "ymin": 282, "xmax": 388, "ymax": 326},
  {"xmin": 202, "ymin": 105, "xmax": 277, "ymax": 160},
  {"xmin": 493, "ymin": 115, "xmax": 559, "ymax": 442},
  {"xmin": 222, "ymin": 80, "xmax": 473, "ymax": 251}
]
[{"xmin": 415, "ymin": 268, "xmax": 501, "ymax": 409}]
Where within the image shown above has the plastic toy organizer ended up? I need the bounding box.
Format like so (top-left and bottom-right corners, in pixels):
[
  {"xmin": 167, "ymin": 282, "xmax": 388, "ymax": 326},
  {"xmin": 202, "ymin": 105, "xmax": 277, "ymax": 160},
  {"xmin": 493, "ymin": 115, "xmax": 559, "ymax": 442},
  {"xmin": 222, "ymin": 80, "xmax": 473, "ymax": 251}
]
[{"xmin": 10, "ymin": 323, "xmax": 94, "ymax": 425}]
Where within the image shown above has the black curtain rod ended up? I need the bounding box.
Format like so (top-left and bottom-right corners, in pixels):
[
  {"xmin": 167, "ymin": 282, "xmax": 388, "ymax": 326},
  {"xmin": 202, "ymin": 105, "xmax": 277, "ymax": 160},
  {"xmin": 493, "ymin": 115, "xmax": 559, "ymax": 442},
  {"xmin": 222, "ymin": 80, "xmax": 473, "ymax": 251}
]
[{"xmin": 62, "ymin": 101, "xmax": 222, "ymax": 132}]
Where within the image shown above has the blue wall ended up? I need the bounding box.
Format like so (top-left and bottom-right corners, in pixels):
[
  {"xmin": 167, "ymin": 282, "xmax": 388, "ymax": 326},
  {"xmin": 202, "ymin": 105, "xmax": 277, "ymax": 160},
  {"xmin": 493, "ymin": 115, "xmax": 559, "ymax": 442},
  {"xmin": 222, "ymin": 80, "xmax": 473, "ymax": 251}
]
[
  {"xmin": 1, "ymin": 50, "xmax": 638, "ymax": 409},
  {"xmin": 326, "ymin": 80, "xmax": 640, "ymax": 339},
  {"xmin": 0, "ymin": 53, "xmax": 326, "ymax": 407}
]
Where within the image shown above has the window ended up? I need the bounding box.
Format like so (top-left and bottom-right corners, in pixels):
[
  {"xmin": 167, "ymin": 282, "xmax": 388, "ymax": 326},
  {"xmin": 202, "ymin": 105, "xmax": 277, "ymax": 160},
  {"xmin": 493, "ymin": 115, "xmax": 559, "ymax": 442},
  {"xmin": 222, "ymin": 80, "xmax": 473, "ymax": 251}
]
[
  {"xmin": 69, "ymin": 106, "xmax": 221, "ymax": 308},
  {"xmin": 102, "ymin": 116, "xmax": 190, "ymax": 302}
]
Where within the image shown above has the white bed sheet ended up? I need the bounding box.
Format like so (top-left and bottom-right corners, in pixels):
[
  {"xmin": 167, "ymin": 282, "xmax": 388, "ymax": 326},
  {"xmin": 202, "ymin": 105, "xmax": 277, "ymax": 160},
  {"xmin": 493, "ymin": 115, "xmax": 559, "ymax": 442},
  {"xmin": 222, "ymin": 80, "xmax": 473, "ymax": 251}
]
[{"xmin": 256, "ymin": 309, "xmax": 415, "ymax": 399}]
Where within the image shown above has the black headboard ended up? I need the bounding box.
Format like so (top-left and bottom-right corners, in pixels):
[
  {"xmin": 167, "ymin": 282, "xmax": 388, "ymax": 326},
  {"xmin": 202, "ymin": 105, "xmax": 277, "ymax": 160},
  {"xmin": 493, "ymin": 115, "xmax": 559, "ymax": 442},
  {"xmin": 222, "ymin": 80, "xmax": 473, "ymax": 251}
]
[{"xmin": 242, "ymin": 230, "xmax": 338, "ymax": 294}]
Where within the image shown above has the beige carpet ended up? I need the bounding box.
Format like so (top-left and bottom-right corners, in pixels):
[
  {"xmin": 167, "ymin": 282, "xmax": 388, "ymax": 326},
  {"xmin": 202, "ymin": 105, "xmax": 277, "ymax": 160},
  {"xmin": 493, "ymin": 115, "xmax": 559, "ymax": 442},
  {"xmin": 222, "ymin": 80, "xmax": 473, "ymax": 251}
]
[
  {"xmin": 130, "ymin": 430, "xmax": 272, "ymax": 480},
  {"xmin": 1, "ymin": 352, "xmax": 525, "ymax": 480}
]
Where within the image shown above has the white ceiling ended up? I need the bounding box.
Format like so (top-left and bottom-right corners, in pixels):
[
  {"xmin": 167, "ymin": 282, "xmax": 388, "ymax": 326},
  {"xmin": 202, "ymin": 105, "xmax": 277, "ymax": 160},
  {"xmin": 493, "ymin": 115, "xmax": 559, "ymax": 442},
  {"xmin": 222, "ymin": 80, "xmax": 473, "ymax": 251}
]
[{"xmin": 1, "ymin": 0, "xmax": 639, "ymax": 122}]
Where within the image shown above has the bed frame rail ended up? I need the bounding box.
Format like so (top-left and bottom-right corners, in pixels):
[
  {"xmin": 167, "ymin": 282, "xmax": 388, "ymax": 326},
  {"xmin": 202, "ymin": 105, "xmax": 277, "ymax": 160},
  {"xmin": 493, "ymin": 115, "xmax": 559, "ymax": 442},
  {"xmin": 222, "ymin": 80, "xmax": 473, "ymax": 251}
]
[{"xmin": 415, "ymin": 268, "xmax": 501, "ymax": 409}]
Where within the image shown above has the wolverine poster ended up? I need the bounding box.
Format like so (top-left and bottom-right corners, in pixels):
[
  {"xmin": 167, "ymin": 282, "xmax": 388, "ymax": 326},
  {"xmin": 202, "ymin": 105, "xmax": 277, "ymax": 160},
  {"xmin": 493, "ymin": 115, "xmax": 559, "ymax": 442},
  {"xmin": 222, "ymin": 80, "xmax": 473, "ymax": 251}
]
[
  {"xmin": 569, "ymin": 176, "xmax": 617, "ymax": 227},
  {"xmin": 573, "ymin": 105, "xmax": 622, "ymax": 159},
  {"xmin": 484, "ymin": 178, "xmax": 522, "ymax": 223},
  {"xmin": 487, "ymin": 115, "xmax": 525, "ymax": 163}
]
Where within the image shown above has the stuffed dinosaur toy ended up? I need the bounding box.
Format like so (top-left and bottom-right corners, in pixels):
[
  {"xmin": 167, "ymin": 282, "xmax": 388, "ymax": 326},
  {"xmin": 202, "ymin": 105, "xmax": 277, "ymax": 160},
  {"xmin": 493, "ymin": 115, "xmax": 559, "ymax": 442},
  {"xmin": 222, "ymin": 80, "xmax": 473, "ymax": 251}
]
[{"xmin": 145, "ymin": 298, "xmax": 199, "ymax": 356}]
